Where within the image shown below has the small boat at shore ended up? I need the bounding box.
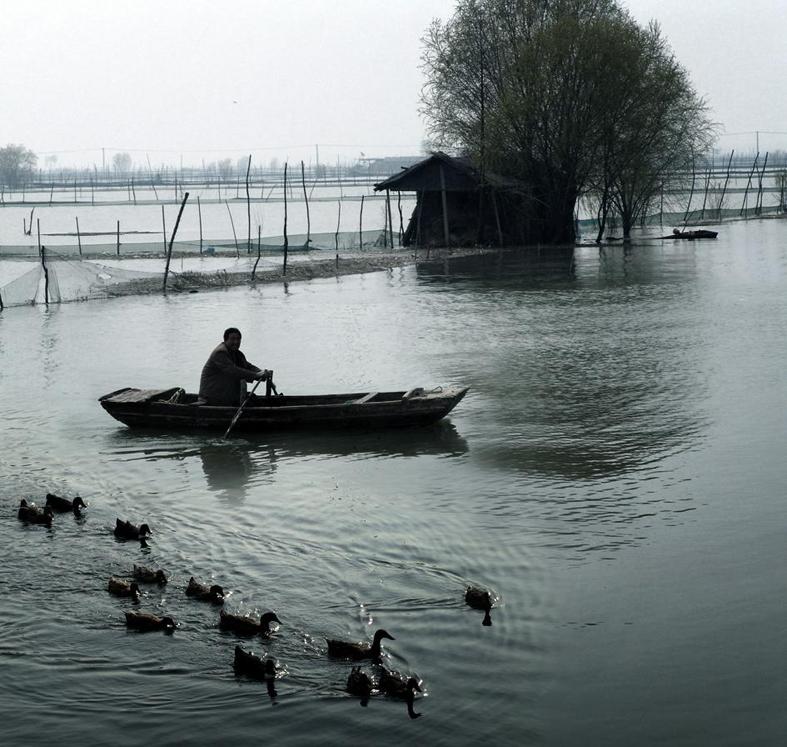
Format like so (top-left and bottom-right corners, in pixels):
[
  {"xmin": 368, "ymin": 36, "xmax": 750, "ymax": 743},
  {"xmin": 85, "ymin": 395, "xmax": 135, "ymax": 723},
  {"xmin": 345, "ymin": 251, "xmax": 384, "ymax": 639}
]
[
  {"xmin": 663, "ymin": 229, "xmax": 718, "ymax": 240},
  {"xmin": 99, "ymin": 385, "xmax": 468, "ymax": 433}
]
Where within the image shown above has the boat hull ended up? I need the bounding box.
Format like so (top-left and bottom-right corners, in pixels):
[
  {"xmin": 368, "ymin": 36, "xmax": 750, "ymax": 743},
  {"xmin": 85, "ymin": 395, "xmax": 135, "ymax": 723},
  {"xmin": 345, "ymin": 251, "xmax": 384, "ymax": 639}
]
[{"xmin": 99, "ymin": 386, "xmax": 469, "ymax": 433}]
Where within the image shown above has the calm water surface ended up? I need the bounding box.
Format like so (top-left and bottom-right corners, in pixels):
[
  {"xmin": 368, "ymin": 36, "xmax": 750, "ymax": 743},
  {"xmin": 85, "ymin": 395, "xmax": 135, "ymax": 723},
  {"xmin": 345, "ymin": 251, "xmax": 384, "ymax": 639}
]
[{"xmin": 2, "ymin": 220, "xmax": 787, "ymax": 745}]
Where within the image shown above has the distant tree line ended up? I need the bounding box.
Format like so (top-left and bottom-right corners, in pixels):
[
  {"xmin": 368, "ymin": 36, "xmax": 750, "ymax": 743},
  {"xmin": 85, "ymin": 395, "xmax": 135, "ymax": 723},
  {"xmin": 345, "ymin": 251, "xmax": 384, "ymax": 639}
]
[
  {"xmin": 0, "ymin": 144, "xmax": 37, "ymax": 189},
  {"xmin": 421, "ymin": 0, "xmax": 715, "ymax": 242}
]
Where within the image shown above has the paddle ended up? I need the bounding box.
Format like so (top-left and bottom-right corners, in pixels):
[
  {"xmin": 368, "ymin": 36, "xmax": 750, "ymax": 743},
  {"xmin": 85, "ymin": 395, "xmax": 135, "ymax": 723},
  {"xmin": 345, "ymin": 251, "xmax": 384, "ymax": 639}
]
[{"xmin": 223, "ymin": 372, "xmax": 269, "ymax": 439}]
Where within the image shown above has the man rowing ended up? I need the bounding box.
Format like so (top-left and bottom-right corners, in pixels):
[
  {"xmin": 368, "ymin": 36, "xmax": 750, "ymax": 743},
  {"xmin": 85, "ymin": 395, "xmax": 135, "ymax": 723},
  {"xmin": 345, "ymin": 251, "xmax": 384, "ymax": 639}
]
[{"xmin": 198, "ymin": 327, "xmax": 270, "ymax": 406}]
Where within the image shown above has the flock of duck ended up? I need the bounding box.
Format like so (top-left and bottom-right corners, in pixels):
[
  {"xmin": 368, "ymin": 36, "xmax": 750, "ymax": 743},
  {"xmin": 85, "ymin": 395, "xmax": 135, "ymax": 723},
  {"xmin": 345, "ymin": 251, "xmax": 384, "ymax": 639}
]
[{"xmin": 16, "ymin": 492, "xmax": 497, "ymax": 718}]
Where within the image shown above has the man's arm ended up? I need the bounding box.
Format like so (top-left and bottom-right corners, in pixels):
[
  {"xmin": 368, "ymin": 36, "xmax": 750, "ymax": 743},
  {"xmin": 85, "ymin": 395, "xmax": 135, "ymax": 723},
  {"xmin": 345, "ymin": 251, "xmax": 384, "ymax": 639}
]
[{"xmin": 211, "ymin": 350, "xmax": 262, "ymax": 382}]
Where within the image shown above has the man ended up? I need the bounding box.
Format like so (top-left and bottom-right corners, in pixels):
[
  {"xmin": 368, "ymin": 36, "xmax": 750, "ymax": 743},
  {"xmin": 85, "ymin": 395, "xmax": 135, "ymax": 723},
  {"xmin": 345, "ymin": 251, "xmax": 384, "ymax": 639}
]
[{"xmin": 198, "ymin": 327, "xmax": 269, "ymax": 406}]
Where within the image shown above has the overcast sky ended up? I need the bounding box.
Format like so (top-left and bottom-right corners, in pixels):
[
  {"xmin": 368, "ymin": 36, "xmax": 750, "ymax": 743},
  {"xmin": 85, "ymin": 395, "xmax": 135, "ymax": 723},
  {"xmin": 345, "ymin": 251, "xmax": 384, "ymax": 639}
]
[{"xmin": 1, "ymin": 0, "xmax": 785, "ymax": 167}]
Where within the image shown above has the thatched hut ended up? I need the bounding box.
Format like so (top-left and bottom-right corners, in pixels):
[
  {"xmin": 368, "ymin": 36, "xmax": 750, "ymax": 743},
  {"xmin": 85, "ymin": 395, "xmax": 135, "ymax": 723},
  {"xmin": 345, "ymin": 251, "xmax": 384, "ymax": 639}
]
[{"xmin": 374, "ymin": 151, "xmax": 533, "ymax": 248}]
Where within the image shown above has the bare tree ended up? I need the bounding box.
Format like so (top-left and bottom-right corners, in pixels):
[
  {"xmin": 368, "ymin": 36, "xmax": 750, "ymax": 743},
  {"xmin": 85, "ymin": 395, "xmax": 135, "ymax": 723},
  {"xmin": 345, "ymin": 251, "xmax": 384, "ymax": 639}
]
[{"xmin": 0, "ymin": 144, "xmax": 37, "ymax": 188}]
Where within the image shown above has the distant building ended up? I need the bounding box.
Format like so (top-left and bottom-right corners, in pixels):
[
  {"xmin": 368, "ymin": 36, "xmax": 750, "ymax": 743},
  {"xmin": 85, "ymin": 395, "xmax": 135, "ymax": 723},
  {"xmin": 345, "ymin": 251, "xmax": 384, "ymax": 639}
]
[{"xmin": 374, "ymin": 152, "xmax": 533, "ymax": 247}]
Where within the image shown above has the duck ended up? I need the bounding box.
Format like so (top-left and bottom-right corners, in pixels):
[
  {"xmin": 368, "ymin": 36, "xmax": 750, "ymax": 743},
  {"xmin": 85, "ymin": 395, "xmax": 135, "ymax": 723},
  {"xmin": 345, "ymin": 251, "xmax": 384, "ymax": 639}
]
[
  {"xmin": 17, "ymin": 500, "xmax": 54, "ymax": 526},
  {"xmin": 133, "ymin": 565, "xmax": 168, "ymax": 585},
  {"xmin": 219, "ymin": 609, "xmax": 281, "ymax": 636},
  {"xmin": 114, "ymin": 519, "xmax": 151, "ymax": 540},
  {"xmin": 45, "ymin": 493, "xmax": 86, "ymax": 514},
  {"xmin": 465, "ymin": 586, "xmax": 493, "ymax": 626},
  {"xmin": 378, "ymin": 667, "xmax": 422, "ymax": 700},
  {"xmin": 326, "ymin": 629, "xmax": 394, "ymax": 661},
  {"xmin": 108, "ymin": 577, "xmax": 141, "ymax": 602},
  {"xmin": 186, "ymin": 577, "xmax": 225, "ymax": 605},
  {"xmin": 346, "ymin": 666, "xmax": 374, "ymax": 698},
  {"xmin": 124, "ymin": 611, "xmax": 175, "ymax": 632},
  {"xmin": 233, "ymin": 645, "xmax": 277, "ymax": 679}
]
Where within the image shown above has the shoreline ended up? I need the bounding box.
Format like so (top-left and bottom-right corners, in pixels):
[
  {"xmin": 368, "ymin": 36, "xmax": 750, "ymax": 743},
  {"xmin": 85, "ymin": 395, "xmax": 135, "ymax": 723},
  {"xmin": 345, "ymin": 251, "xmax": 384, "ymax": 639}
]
[{"xmin": 112, "ymin": 247, "xmax": 497, "ymax": 298}]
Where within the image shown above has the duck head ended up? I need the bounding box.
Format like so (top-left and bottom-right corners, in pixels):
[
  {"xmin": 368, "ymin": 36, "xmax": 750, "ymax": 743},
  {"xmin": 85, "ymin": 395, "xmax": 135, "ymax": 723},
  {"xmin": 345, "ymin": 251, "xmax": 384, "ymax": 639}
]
[
  {"xmin": 261, "ymin": 611, "xmax": 281, "ymax": 629},
  {"xmin": 373, "ymin": 629, "xmax": 395, "ymax": 644},
  {"xmin": 138, "ymin": 523, "xmax": 151, "ymax": 537},
  {"xmin": 161, "ymin": 616, "xmax": 176, "ymax": 631},
  {"xmin": 73, "ymin": 497, "xmax": 87, "ymax": 511}
]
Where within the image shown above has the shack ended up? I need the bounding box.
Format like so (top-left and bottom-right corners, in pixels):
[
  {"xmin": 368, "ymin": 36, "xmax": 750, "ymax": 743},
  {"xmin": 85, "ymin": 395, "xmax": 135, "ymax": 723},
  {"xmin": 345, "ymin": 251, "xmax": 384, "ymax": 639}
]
[{"xmin": 374, "ymin": 151, "xmax": 533, "ymax": 248}]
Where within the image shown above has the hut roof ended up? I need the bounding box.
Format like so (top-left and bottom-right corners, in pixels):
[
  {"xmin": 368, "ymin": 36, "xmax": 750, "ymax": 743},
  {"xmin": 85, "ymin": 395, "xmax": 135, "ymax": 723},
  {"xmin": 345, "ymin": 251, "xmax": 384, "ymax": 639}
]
[{"xmin": 373, "ymin": 151, "xmax": 523, "ymax": 193}]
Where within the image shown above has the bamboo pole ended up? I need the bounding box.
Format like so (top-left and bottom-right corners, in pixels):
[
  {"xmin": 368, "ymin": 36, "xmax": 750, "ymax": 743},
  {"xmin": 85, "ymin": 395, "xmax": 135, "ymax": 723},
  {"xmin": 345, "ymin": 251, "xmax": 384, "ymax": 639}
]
[
  {"xmin": 225, "ymin": 201, "xmax": 240, "ymax": 258},
  {"xmin": 116, "ymin": 220, "xmax": 120, "ymax": 255},
  {"xmin": 197, "ymin": 195, "xmax": 203, "ymax": 254},
  {"xmin": 36, "ymin": 217, "xmax": 41, "ymax": 256},
  {"xmin": 740, "ymin": 153, "xmax": 759, "ymax": 217},
  {"xmin": 718, "ymin": 150, "xmax": 735, "ymax": 219},
  {"xmin": 245, "ymin": 154, "xmax": 252, "ymax": 253},
  {"xmin": 492, "ymin": 189, "xmax": 503, "ymax": 246},
  {"xmin": 163, "ymin": 192, "xmax": 190, "ymax": 291},
  {"xmin": 283, "ymin": 162, "xmax": 289, "ymax": 276},
  {"xmin": 301, "ymin": 160, "xmax": 311, "ymax": 247},
  {"xmin": 252, "ymin": 224, "xmax": 262, "ymax": 280},
  {"xmin": 397, "ymin": 192, "xmax": 403, "ymax": 246},
  {"xmin": 386, "ymin": 189, "xmax": 394, "ymax": 248},
  {"xmin": 161, "ymin": 205, "xmax": 167, "ymax": 255},
  {"xmin": 415, "ymin": 190, "xmax": 424, "ymax": 250},
  {"xmin": 359, "ymin": 194, "xmax": 364, "ymax": 249},
  {"xmin": 335, "ymin": 199, "xmax": 342, "ymax": 269},
  {"xmin": 682, "ymin": 154, "xmax": 697, "ymax": 227},
  {"xmin": 75, "ymin": 217, "xmax": 83, "ymax": 257},
  {"xmin": 131, "ymin": 177, "xmax": 137, "ymax": 205},
  {"xmin": 755, "ymin": 152, "xmax": 769, "ymax": 215},
  {"xmin": 41, "ymin": 244, "xmax": 49, "ymax": 305}
]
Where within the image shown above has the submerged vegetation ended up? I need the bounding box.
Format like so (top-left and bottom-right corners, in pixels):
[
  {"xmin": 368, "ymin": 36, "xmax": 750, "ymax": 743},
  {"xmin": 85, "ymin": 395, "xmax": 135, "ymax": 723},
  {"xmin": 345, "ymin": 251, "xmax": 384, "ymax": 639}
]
[{"xmin": 421, "ymin": 0, "xmax": 715, "ymax": 242}]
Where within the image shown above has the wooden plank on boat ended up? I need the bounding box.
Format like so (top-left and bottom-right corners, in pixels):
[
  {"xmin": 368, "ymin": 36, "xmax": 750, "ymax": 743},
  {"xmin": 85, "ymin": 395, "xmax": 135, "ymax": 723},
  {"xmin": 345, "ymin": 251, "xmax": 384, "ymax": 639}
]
[
  {"xmin": 353, "ymin": 391, "xmax": 379, "ymax": 404},
  {"xmin": 103, "ymin": 387, "xmax": 182, "ymax": 404}
]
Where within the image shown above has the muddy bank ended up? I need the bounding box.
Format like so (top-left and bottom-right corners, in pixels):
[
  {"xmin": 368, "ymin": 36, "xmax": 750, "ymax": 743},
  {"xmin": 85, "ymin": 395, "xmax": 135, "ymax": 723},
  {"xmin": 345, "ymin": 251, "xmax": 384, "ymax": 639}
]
[{"xmin": 111, "ymin": 247, "xmax": 496, "ymax": 297}]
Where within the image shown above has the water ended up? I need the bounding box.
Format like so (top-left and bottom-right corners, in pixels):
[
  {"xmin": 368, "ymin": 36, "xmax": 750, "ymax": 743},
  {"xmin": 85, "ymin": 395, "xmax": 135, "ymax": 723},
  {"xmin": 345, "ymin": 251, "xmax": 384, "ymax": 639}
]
[{"xmin": 2, "ymin": 219, "xmax": 787, "ymax": 745}]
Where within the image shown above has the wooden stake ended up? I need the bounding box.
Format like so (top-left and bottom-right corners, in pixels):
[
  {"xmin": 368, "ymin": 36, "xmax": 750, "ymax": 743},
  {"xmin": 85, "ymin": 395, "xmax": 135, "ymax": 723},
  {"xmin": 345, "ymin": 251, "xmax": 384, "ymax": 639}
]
[
  {"xmin": 283, "ymin": 162, "xmax": 289, "ymax": 276},
  {"xmin": 76, "ymin": 216, "xmax": 83, "ymax": 257},
  {"xmin": 386, "ymin": 189, "xmax": 394, "ymax": 248},
  {"xmin": 37, "ymin": 217, "xmax": 41, "ymax": 256},
  {"xmin": 41, "ymin": 244, "xmax": 49, "ymax": 305},
  {"xmin": 359, "ymin": 194, "xmax": 364, "ymax": 249},
  {"xmin": 163, "ymin": 192, "xmax": 190, "ymax": 291},
  {"xmin": 252, "ymin": 224, "xmax": 262, "ymax": 280},
  {"xmin": 116, "ymin": 220, "xmax": 120, "ymax": 255},
  {"xmin": 301, "ymin": 160, "xmax": 311, "ymax": 247},
  {"xmin": 197, "ymin": 195, "xmax": 203, "ymax": 254},
  {"xmin": 225, "ymin": 201, "xmax": 240, "ymax": 258},
  {"xmin": 161, "ymin": 205, "xmax": 167, "ymax": 255},
  {"xmin": 245, "ymin": 154, "xmax": 252, "ymax": 253},
  {"xmin": 335, "ymin": 199, "xmax": 342, "ymax": 269},
  {"xmin": 718, "ymin": 150, "xmax": 734, "ymax": 219},
  {"xmin": 397, "ymin": 192, "xmax": 403, "ymax": 246}
]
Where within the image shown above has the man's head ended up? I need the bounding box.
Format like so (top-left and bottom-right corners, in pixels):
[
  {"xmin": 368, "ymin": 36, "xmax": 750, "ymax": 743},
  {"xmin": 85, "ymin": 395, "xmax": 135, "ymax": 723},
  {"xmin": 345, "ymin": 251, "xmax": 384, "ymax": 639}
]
[{"xmin": 223, "ymin": 327, "xmax": 242, "ymax": 351}]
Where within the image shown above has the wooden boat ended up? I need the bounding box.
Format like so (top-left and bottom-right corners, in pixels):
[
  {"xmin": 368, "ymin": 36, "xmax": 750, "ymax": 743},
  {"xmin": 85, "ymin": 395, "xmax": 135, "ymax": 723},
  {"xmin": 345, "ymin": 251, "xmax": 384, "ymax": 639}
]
[
  {"xmin": 99, "ymin": 385, "xmax": 468, "ymax": 433},
  {"xmin": 664, "ymin": 229, "xmax": 718, "ymax": 240}
]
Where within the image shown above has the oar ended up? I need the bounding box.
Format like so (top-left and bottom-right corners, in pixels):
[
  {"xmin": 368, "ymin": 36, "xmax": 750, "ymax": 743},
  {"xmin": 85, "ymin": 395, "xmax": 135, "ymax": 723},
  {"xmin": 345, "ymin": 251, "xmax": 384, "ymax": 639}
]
[{"xmin": 223, "ymin": 376, "xmax": 265, "ymax": 439}]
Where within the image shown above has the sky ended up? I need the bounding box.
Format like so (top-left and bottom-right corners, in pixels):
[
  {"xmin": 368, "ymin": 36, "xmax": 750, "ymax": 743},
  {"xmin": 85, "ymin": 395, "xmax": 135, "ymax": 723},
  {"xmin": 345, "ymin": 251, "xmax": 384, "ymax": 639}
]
[{"xmin": 1, "ymin": 0, "xmax": 785, "ymax": 168}]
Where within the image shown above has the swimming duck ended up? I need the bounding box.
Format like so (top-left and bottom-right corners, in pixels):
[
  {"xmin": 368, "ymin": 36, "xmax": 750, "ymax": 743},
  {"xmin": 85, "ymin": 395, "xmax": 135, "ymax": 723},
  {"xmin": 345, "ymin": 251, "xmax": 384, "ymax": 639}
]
[
  {"xmin": 124, "ymin": 611, "xmax": 175, "ymax": 632},
  {"xmin": 45, "ymin": 493, "xmax": 86, "ymax": 514},
  {"xmin": 326, "ymin": 629, "xmax": 394, "ymax": 661},
  {"xmin": 219, "ymin": 609, "xmax": 281, "ymax": 636},
  {"xmin": 378, "ymin": 667, "xmax": 422, "ymax": 700},
  {"xmin": 465, "ymin": 586, "xmax": 493, "ymax": 626},
  {"xmin": 186, "ymin": 577, "xmax": 225, "ymax": 605},
  {"xmin": 108, "ymin": 577, "xmax": 141, "ymax": 602},
  {"xmin": 17, "ymin": 500, "xmax": 54, "ymax": 526},
  {"xmin": 114, "ymin": 519, "xmax": 151, "ymax": 540},
  {"xmin": 133, "ymin": 565, "xmax": 168, "ymax": 585},
  {"xmin": 346, "ymin": 666, "xmax": 374, "ymax": 698},
  {"xmin": 233, "ymin": 645, "xmax": 277, "ymax": 679}
]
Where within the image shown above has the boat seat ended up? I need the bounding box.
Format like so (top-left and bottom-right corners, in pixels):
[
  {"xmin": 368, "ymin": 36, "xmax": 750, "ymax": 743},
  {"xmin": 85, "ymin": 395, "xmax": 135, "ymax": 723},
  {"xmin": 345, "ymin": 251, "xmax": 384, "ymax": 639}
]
[{"xmin": 352, "ymin": 392, "xmax": 379, "ymax": 404}]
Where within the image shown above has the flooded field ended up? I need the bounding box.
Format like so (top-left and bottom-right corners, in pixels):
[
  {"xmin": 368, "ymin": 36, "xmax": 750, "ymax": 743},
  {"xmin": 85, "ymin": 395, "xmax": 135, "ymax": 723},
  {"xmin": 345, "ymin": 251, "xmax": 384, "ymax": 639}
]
[{"xmin": 2, "ymin": 218, "xmax": 787, "ymax": 745}]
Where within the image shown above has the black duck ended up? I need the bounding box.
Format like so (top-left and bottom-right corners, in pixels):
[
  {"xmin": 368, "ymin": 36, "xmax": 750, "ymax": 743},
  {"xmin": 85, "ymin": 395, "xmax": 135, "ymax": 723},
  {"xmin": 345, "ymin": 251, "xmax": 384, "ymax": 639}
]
[
  {"xmin": 45, "ymin": 493, "xmax": 86, "ymax": 513},
  {"xmin": 465, "ymin": 586, "xmax": 493, "ymax": 626},
  {"xmin": 326, "ymin": 629, "xmax": 394, "ymax": 661},
  {"xmin": 378, "ymin": 667, "xmax": 422, "ymax": 700},
  {"xmin": 17, "ymin": 500, "xmax": 54, "ymax": 526},
  {"xmin": 124, "ymin": 611, "xmax": 175, "ymax": 632},
  {"xmin": 346, "ymin": 666, "xmax": 374, "ymax": 697},
  {"xmin": 133, "ymin": 565, "xmax": 168, "ymax": 585},
  {"xmin": 219, "ymin": 609, "xmax": 281, "ymax": 636},
  {"xmin": 114, "ymin": 519, "xmax": 151, "ymax": 540},
  {"xmin": 233, "ymin": 645, "xmax": 277, "ymax": 679},
  {"xmin": 186, "ymin": 577, "xmax": 225, "ymax": 605},
  {"xmin": 108, "ymin": 577, "xmax": 141, "ymax": 602}
]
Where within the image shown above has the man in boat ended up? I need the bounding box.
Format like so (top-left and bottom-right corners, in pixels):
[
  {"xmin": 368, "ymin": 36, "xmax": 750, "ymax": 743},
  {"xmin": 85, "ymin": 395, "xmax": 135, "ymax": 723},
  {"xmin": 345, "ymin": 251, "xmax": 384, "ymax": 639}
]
[{"xmin": 198, "ymin": 327, "xmax": 270, "ymax": 406}]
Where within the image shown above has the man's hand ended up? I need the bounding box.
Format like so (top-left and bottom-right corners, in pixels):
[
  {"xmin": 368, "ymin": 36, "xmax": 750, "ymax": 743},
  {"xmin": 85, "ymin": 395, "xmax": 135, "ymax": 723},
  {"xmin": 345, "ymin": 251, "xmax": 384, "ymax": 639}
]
[{"xmin": 255, "ymin": 369, "xmax": 271, "ymax": 381}]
